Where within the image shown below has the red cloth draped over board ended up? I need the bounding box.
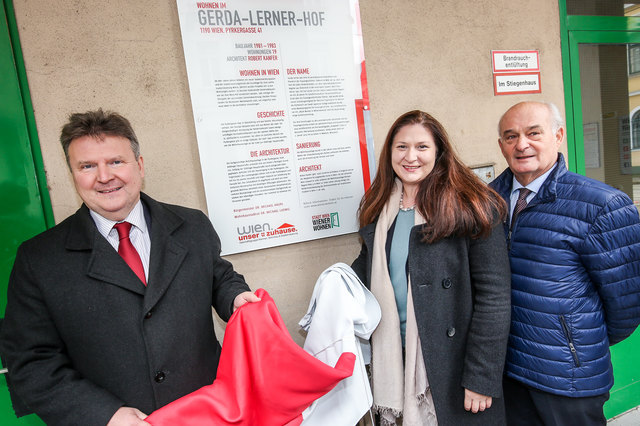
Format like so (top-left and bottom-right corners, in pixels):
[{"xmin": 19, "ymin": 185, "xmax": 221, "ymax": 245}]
[{"xmin": 145, "ymin": 288, "xmax": 355, "ymax": 426}]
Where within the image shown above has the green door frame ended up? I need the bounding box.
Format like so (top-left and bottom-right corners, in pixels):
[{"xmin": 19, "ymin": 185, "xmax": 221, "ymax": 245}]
[
  {"xmin": 0, "ymin": 0, "xmax": 52, "ymax": 317},
  {"xmin": 558, "ymin": 1, "xmax": 640, "ymax": 418},
  {"xmin": 559, "ymin": 1, "xmax": 640, "ymax": 171},
  {"xmin": 2, "ymin": 0, "xmax": 53, "ymax": 228},
  {"xmin": 567, "ymin": 29, "xmax": 640, "ymax": 172},
  {"xmin": 1, "ymin": 0, "xmax": 52, "ymax": 424}
]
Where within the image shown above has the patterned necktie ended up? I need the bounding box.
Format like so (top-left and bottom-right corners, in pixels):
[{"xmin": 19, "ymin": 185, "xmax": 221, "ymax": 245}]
[
  {"xmin": 114, "ymin": 222, "xmax": 146, "ymax": 285},
  {"xmin": 511, "ymin": 188, "xmax": 532, "ymax": 230}
]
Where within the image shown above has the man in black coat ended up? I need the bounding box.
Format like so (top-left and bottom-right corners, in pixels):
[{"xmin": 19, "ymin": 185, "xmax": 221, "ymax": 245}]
[{"xmin": 0, "ymin": 109, "xmax": 260, "ymax": 426}]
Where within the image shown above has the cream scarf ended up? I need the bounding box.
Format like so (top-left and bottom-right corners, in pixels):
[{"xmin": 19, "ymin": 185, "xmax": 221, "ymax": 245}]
[{"xmin": 370, "ymin": 179, "xmax": 437, "ymax": 426}]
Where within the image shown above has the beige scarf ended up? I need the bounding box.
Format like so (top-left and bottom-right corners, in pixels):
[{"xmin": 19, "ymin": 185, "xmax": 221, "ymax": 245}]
[{"xmin": 370, "ymin": 179, "xmax": 437, "ymax": 426}]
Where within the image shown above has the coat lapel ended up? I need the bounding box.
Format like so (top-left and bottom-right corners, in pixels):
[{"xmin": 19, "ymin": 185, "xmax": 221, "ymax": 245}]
[
  {"xmin": 359, "ymin": 223, "xmax": 376, "ymax": 250},
  {"xmin": 65, "ymin": 205, "xmax": 146, "ymax": 295},
  {"xmin": 141, "ymin": 194, "xmax": 188, "ymax": 312}
]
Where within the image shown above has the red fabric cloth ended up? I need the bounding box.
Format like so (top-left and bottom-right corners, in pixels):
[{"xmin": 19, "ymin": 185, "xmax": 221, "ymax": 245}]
[
  {"xmin": 113, "ymin": 222, "xmax": 146, "ymax": 285},
  {"xmin": 145, "ymin": 289, "xmax": 355, "ymax": 426}
]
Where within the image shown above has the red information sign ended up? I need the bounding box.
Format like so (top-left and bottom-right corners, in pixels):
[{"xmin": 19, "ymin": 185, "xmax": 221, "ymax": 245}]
[
  {"xmin": 492, "ymin": 50, "xmax": 540, "ymax": 73},
  {"xmin": 493, "ymin": 72, "xmax": 542, "ymax": 96}
]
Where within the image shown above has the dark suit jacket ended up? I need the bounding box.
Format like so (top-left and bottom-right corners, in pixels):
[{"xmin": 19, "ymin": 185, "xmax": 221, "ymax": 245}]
[
  {"xmin": 0, "ymin": 193, "xmax": 250, "ymax": 426},
  {"xmin": 352, "ymin": 220, "xmax": 511, "ymax": 426}
]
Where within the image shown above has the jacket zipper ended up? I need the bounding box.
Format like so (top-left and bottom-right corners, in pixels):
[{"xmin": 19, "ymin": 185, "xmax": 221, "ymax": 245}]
[{"xmin": 559, "ymin": 315, "xmax": 581, "ymax": 367}]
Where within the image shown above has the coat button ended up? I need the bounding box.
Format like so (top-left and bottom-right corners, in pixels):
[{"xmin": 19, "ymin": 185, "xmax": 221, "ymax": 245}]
[
  {"xmin": 447, "ymin": 327, "xmax": 456, "ymax": 337},
  {"xmin": 144, "ymin": 310, "xmax": 152, "ymax": 319},
  {"xmin": 442, "ymin": 278, "xmax": 452, "ymax": 289},
  {"xmin": 154, "ymin": 371, "xmax": 166, "ymax": 383}
]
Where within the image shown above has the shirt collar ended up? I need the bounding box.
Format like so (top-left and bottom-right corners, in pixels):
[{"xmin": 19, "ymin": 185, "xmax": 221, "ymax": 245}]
[
  {"xmin": 89, "ymin": 200, "xmax": 148, "ymax": 236},
  {"xmin": 510, "ymin": 163, "xmax": 557, "ymax": 197}
]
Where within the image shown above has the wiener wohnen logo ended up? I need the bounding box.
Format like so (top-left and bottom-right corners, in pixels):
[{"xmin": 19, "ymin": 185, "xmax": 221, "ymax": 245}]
[
  {"xmin": 237, "ymin": 222, "xmax": 298, "ymax": 242},
  {"xmin": 311, "ymin": 212, "xmax": 340, "ymax": 231}
]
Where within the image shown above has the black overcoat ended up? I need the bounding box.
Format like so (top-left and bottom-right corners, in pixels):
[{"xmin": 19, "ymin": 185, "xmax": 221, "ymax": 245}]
[
  {"xmin": 352, "ymin": 220, "xmax": 511, "ymax": 426},
  {"xmin": 0, "ymin": 193, "xmax": 250, "ymax": 425}
]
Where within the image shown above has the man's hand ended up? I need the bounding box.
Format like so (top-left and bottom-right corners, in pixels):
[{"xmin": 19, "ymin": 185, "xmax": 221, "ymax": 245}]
[
  {"xmin": 464, "ymin": 388, "xmax": 492, "ymax": 413},
  {"xmin": 107, "ymin": 407, "xmax": 149, "ymax": 426},
  {"xmin": 233, "ymin": 291, "xmax": 262, "ymax": 311}
]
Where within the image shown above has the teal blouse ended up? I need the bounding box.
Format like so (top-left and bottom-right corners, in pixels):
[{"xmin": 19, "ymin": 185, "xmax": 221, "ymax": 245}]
[{"xmin": 388, "ymin": 209, "xmax": 414, "ymax": 346}]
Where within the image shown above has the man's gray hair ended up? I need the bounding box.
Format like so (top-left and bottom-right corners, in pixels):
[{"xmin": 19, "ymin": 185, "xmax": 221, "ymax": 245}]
[
  {"xmin": 498, "ymin": 101, "xmax": 565, "ymax": 136},
  {"xmin": 545, "ymin": 102, "xmax": 564, "ymax": 133},
  {"xmin": 60, "ymin": 109, "xmax": 140, "ymax": 168}
]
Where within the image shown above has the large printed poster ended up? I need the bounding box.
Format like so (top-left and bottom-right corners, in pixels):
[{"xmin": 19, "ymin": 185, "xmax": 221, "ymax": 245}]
[{"xmin": 176, "ymin": 0, "xmax": 373, "ymax": 255}]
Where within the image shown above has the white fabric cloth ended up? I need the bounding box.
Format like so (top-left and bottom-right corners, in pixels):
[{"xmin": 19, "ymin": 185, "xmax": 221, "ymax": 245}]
[{"xmin": 299, "ymin": 263, "xmax": 381, "ymax": 425}]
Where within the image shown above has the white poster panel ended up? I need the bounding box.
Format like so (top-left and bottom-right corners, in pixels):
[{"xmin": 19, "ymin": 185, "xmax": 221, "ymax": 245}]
[{"xmin": 176, "ymin": 0, "xmax": 373, "ymax": 254}]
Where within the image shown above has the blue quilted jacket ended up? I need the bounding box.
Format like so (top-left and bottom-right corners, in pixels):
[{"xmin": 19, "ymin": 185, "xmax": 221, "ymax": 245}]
[{"xmin": 490, "ymin": 154, "xmax": 640, "ymax": 397}]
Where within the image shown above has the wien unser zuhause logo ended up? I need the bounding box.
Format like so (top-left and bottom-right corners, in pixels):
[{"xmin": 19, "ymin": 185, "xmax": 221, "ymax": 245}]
[
  {"xmin": 237, "ymin": 222, "xmax": 298, "ymax": 242},
  {"xmin": 311, "ymin": 212, "xmax": 340, "ymax": 231}
]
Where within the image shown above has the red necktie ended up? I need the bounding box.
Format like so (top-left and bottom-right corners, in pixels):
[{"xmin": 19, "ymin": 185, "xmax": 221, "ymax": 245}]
[
  {"xmin": 510, "ymin": 188, "xmax": 532, "ymax": 230},
  {"xmin": 114, "ymin": 222, "xmax": 146, "ymax": 285}
]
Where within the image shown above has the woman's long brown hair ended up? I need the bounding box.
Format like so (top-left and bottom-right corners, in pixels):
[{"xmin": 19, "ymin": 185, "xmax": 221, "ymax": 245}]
[{"xmin": 357, "ymin": 110, "xmax": 506, "ymax": 243}]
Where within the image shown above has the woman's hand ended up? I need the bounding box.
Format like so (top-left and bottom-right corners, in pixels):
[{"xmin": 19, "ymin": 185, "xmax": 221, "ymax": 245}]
[{"xmin": 464, "ymin": 388, "xmax": 492, "ymax": 413}]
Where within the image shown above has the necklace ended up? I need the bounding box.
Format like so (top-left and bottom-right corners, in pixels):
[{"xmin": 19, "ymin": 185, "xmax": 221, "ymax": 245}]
[{"xmin": 399, "ymin": 190, "xmax": 415, "ymax": 211}]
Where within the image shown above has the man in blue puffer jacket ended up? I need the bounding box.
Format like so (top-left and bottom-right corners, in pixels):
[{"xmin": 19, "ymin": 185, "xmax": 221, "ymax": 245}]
[{"xmin": 490, "ymin": 101, "xmax": 640, "ymax": 425}]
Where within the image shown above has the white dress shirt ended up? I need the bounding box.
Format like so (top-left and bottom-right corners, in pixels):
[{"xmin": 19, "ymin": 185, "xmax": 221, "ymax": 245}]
[
  {"xmin": 89, "ymin": 200, "xmax": 151, "ymax": 281},
  {"xmin": 509, "ymin": 163, "xmax": 557, "ymax": 226}
]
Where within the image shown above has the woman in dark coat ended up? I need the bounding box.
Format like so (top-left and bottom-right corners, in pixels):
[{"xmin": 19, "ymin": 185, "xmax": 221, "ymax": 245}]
[{"xmin": 351, "ymin": 110, "xmax": 511, "ymax": 425}]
